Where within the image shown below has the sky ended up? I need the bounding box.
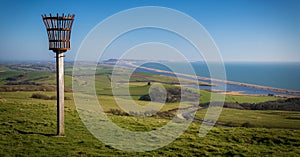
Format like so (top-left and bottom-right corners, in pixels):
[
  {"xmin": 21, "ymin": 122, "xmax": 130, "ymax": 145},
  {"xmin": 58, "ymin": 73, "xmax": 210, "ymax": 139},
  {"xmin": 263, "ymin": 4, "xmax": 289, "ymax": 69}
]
[{"xmin": 0, "ymin": 0, "xmax": 299, "ymax": 62}]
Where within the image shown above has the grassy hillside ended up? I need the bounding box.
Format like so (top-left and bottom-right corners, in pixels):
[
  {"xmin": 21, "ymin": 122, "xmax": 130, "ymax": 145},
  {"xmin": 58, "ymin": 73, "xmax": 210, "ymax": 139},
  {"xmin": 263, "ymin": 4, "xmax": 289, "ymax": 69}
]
[
  {"xmin": 0, "ymin": 94, "xmax": 299, "ymax": 156},
  {"xmin": 0, "ymin": 63, "xmax": 299, "ymax": 156},
  {"xmin": 196, "ymin": 108, "xmax": 300, "ymax": 129}
]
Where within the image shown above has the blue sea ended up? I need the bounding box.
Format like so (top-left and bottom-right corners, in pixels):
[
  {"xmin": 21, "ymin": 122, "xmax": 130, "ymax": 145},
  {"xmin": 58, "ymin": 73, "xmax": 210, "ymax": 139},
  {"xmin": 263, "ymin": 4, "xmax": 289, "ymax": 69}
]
[{"xmin": 134, "ymin": 61, "xmax": 300, "ymax": 95}]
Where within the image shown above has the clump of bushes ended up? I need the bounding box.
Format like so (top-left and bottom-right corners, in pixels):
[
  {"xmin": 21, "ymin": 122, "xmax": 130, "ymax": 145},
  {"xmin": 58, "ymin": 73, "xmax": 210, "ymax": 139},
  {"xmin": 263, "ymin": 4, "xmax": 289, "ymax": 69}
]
[
  {"xmin": 139, "ymin": 87, "xmax": 199, "ymax": 103},
  {"xmin": 199, "ymin": 98, "xmax": 300, "ymax": 111},
  {"xmin": 224, "ymin": 121, "xmax": 239, "ymax": 127},
  {"xmin": 107, "ymin": 109, "xmax": 129, "ymax": 116},
  {"xmin": 224, "ymin": 121, "xmax": 255, "ymax": 128},
  {"xmin": 241, "ymin": 122, "xmax": 255, "ymax": 128},
  {"xmin": 128, "ymin": 110, "xmax": 157, "ymax": 117},
  {"xmin": 31, "ymin": 93, "xmax": 71, "ymax": 100},
  {"xmin": 5, "ymin": 81, "xmax": 39, "ymax": 85},
  {"xmin": 0, "ymin": 85, "xmax": 56, "ymax": 92},
  {"xmin": 5, "ymin": 74, "xmax": 27, "ymax": 81},
  {"xmin": 156, "ymin": 111, "xmax": 175, "ymax": 118},
  {"xmin": 31, "ymin": 93, "xmax": 52, "ymax": 100},
  {"xmin": 107, "ymin": 108, "xmax": 175, "ymax": 118},
  {"xmin": 107, "ymin": 109, "xmax": 157, "ymax": 117}
]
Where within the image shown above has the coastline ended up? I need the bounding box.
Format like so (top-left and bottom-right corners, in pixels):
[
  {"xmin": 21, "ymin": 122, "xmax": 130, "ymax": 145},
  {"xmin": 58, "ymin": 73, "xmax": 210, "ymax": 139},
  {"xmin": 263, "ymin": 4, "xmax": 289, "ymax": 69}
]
[
  {"xmin": 197, "ymin": 75, "xmax": 300, "ymax": 96},
  {"xmin": 118, "ymin": 61, "xmax": 300, "ymax": 97}
]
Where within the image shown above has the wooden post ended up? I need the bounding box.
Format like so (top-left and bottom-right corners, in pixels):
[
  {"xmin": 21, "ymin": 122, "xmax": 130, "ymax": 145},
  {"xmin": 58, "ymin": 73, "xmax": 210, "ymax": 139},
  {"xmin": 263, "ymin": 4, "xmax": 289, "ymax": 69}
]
[{"xmin": 56, "ymin": 52, "xmax": 64, "ymax": 136}]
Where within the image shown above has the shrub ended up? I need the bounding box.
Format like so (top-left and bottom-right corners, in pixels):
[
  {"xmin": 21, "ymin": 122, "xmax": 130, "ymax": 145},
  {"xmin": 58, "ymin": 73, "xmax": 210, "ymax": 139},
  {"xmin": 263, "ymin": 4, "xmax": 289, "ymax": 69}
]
[
  {"xmin": 241, "ymin": 122, "xmax": 255, "ymax": 128},
  {"xmin": 129, "ymin": 110, "xmax": 158, "ymax": 117},
  {"xmin": 139, "ymin": 95, "xmax": 151, "ymax": 101},
  {"xmin": 5, "ymin": 74, "xmax": 26, "ymax": 81},
  {"xmin": 199, "ymin": 98, "xmax": 300, "ymax": 111},
  {"xmin": 31, "ymin": 93, "xmax": 71, "ymax": 100},
  {"xmin": 156, "ymin": 111, "xmax": 175, "ymax": 118},
  {"xmin": 139, "ymin": 87, "xmax": 199, "ymax": 103},
  {"xmin": 0, "ymin": 85, "xmax": 56, "ymax": 92},
  {"xmin": 224, "ymin": 121, "xmax": 239, "ymax": 127},
  {"xmin": 107, "ymin": 109, "xmax": 129, "ymax": 116},
  {"xmin": 31, "ymin": 93, "xmax": 51, "ymax": 100},
  {"xmin": 107, "ymin": 109, "xmax": 164, "ymax": 117}
]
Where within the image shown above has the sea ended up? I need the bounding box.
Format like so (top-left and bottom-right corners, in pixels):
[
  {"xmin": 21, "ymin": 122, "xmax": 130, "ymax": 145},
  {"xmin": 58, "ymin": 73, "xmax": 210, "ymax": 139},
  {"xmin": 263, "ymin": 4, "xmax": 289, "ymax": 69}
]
[{"xmin": 133, "ymin": 61, "xmax": 300, "ymax": 95}]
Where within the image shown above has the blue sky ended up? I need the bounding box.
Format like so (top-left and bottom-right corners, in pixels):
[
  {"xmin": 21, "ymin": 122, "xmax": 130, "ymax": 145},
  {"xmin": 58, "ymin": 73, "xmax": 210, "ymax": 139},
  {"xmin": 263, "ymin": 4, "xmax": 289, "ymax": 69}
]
[{"xmin": 0, "ymin": 0, "xmax": 299, "ymax": 62}]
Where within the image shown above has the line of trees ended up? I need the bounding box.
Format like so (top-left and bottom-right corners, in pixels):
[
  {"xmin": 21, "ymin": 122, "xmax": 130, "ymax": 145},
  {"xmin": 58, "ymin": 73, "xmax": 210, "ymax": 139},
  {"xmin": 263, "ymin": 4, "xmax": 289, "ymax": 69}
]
[{"xmin": 199, "ymin": 98, "xmax": 300, "ymax": 111}]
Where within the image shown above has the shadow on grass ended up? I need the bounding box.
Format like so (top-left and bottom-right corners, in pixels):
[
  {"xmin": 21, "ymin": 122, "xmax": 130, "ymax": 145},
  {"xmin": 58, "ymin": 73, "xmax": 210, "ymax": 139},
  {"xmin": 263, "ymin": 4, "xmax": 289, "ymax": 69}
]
[{"xmin": 14, "ymin": 128, "xmax": 56, "ymax": 137}]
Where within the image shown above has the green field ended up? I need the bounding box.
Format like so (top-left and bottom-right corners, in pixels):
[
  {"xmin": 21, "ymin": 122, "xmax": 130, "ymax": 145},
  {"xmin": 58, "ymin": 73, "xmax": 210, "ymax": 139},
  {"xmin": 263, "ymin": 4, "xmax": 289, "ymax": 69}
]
[
  {"xmin": 196, "ymin": 108, "xmax": 300, "ymax": 129},
  {"xmin": 0, "ymin": 63, "xmax": 299, "ymax": 156}
]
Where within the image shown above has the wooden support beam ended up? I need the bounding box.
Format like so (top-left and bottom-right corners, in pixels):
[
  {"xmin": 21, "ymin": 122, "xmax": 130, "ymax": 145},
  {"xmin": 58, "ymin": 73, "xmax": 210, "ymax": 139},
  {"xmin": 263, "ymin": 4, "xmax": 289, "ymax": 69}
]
[{"xmin": 56, "ymin": 52, "xmax": 64, "ymax": 136}]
